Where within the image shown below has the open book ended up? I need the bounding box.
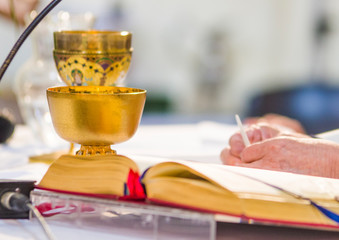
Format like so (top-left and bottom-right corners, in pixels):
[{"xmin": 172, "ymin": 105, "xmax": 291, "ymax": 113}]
[{"xmin": 37, "ymin": 154, "xmax": 339, "ymax": 229}]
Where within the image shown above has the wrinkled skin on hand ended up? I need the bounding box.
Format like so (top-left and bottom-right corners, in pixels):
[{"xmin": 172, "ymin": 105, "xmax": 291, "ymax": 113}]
[
  {"xmin": 220, "ymin": 124, "xmax": 339, "ymax": 178},
  {"xmin": 228, "ymin": 123, "xmax": 309, "ymax": 158},
  {"xmin": 245, "ymin": 113, "xmax": 306, "ymax": 134}
]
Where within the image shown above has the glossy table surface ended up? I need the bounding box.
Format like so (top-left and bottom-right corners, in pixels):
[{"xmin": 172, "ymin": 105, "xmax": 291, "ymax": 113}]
[
  {"xmin": 2, "ymin": 118, "xmax": 339, "ymax": 239},
  {"xmin": 0, "ymin": 119, "xmax": 234, "ymax": 240}
]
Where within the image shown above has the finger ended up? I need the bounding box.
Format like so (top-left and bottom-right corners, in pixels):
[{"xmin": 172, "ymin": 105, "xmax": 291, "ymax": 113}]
[
  {"xmin": 229, "ymin": 126, "xmax": 263, "ymax": 158},
  {"xmin": 259, "ymin": 125, "xmax": 279, "ymax": 139},
  {"xmin": 235, "ymin": 160, "xmax": 282, "ymax": 172},
  {"xmin": 244, "ymin": 117, "xmax": 260, "ymax": 125},
  {"xmin": 220, "ymin": 147, "xmax": 243, "ymax": 166},
  {"xmin": 263, "ymin": 113, "xmax": 305, "ymax": 134},
  {"xmin": 229, "ymin": 133, "xmax": 245, "ymax": 157},
  {"xmin": 250, "ymin": 126, "xmax": 262, "ymax": 143},
  {"xmin": 232, "ymin": 160, "xmax": 266, "ymax": 170},
  {"xmin": 261, "ymin": 113, "xmax": 279, "ymax": 121},
  {"xmin": 241, "ymin": 141, "xmax": 267, "ymax": 163}
]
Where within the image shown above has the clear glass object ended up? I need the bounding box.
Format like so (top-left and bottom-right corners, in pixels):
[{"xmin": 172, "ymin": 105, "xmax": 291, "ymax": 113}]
[
  {"xmin": 31, "ymin": 189, "xmax": 216, "ymax": 240},
  {"xmin": 13, "ymin": 11, "xmax": 95, "ymax": 146}
]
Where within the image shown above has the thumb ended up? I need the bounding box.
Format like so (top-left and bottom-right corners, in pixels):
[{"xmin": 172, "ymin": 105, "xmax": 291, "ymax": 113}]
[
  {"xmin": 241, "ymin": 142, "xmax": 266, "ymax": 163},
  {"xmin": 220, "ymin": 147, "xmax": 242, "ymax": 166},
  {"xmin": 229, "ymin": 133, "xmax": 246, "ymax": 157}
]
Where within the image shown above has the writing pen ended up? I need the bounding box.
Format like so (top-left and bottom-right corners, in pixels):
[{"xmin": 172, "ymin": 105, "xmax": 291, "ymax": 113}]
[{"xmin": 235, "ymin": 114, "xmax": 250, "ymax": 147}]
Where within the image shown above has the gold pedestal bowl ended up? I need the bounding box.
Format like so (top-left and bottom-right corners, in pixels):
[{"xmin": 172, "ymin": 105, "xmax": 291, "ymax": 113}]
[
  {"xmin": 47, "ymin": 86, "xmax": 146, "ymax": 155},
  {"xmin": 53, "ymin": 30, "xmax": 132, "ymax": 87}
]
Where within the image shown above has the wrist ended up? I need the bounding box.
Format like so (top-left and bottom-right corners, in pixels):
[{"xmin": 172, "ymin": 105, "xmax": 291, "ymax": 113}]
[
  {"xmin": 329, "ymin": 149, "xmax": 339, "ymax": 179},
  {"xmin": 320, "ymin": 141, "xmax": 339, "ymax": 178}
]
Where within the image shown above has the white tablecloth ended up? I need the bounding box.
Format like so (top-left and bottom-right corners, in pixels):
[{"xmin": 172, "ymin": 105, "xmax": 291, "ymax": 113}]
[{"xmin": 0, "ymin": 121, "xmax": 237, "ymax": 240}]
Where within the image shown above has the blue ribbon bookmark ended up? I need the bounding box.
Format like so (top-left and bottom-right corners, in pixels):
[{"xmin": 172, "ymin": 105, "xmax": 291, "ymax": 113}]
[
  {"xmin": 230, "ymin": 170, "xmax": 339, "ymax": 224},
  {"xmin": 310, "ymin": 200, "xmax": 339, "ymax": 224},
  {"xmin": 259, "ymin": 179, "xmax": 339, "ymax": 224}
]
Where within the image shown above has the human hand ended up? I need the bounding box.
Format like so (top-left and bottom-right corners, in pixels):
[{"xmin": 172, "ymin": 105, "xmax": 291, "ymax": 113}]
[
  {"xmin": 221, "ymin": 136, "xmax": 339, "ymax": 178},
  {"xmin": 227, "ymin": 123, "xmax": 309, "ymax": 159},
  {"xmin": 245, "ymin": 113, "xmax": 306, "ymax": 134}
]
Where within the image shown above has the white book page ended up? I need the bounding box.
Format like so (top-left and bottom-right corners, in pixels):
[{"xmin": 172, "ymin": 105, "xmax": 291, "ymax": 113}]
[
  {"xmin": 218, "ymin": 164, "xmax": 339, "ymax": 199},
  {"xmin": 130, "ymin": 155, "xmax": 173, "ymax": 173},
  {"xmin": 140, "ymin": 158, "xmax": 339, "ymax": 200},
  {"xmin": 130, "ymin": 156, "xmax": 339, "ymax": 199},
  {"xmin": 316, "ymin": 129, "xmax": 339, "ymax": 143},
  {"xmin": 133, "ymin": 156, "xmax": 285, "ymax": 196}
]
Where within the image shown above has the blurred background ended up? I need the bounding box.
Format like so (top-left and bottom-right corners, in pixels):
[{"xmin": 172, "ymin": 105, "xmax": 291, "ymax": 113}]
[{"xmin": 2, "ymin": 0, "xmax": 339, "ymax": 134}]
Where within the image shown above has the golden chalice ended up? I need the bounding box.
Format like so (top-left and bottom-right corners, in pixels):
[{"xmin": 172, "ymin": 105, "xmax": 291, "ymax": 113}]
[
  {"xmin": 52, "ymin": 30, "xmax": 133, "ymax": 156},
  {"xmin": 53, "ymin": 30, "xmax": 132, "ymax": 86},
  {"xmin": 47, "ymin": 86, "xmax": 146, "ymax": 155},
  {"xmin": 38, "ymin": 85, "xmax": 146, "ymax": 194}
]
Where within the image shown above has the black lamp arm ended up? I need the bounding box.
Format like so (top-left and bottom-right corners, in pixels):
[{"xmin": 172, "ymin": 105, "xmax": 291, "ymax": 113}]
[{"xmin": 0, "ymin": 0, "xmax": 63, "ymax": 82}]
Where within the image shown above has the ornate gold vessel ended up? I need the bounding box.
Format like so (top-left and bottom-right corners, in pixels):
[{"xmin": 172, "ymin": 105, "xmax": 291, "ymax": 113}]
[
  {"xmin": 47, "ymin": 86, "xmax": 146, "ymax": 155},
  {"xmin": 53, "ymin": 30, "xmax": 132, "ymax": 86}
]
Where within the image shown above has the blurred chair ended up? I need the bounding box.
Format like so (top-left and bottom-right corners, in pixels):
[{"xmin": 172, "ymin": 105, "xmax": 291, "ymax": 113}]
[{"xmin": 246, "ymin": 83, "xmax": 339, "ymax": 134}]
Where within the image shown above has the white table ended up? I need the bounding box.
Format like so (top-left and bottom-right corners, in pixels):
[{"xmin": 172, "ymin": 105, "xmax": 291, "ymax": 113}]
[{"xmin": 0, "ymin": 121, "xmax": 235, "ymax": 240}]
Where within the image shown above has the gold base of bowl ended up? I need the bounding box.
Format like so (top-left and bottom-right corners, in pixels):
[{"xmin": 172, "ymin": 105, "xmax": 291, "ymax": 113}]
[{"xmin": 47, "ymin": 86, "xmax": 146, "ymax": 155}]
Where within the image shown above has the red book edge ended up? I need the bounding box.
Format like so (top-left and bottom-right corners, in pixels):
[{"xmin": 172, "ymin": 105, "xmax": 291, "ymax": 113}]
[
  {"xmin": 35, "ymin": 169, "xmax": 146, "ymax": 200},
  {"xmin": 33, "ymin": 186, "xmax": 339, "ymax": 231},
  {"xmin": 146, "ymin": 198, "xmax": 339, "ymax": 231},
  {"xmin": 34, "ymin": 167, "xmax": 339, "ymax": 231}
]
